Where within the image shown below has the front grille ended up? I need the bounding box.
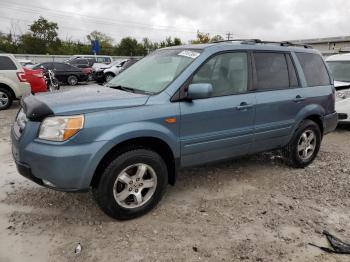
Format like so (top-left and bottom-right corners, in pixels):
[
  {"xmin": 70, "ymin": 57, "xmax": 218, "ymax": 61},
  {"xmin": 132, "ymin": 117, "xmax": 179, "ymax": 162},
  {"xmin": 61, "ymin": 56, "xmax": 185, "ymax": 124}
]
[{"xmin": 338, "ymin": 113, "xmax": 348, "ymax": 120}]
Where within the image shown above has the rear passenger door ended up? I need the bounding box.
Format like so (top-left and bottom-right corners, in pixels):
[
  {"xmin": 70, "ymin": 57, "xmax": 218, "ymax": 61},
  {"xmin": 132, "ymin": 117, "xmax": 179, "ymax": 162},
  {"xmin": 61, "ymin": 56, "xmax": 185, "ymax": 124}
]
[{"xmin": 252, "ymin": 52, "xmax": 306, "ymax": 151}]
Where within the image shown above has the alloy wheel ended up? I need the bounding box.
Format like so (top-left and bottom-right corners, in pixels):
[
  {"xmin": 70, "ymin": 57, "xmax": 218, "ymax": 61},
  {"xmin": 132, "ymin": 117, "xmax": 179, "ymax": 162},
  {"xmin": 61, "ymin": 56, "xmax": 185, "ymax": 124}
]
[{"xmin": 113, "ymin": 163, "xmax": 157, "ymax": 209}]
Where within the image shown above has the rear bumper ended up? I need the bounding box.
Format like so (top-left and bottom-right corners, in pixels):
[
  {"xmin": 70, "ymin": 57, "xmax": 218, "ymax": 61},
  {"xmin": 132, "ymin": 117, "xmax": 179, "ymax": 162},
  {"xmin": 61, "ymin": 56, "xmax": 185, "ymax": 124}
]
[{"xmin": 322, "ymin": 112, "xmax": 338, "ymax": 134}]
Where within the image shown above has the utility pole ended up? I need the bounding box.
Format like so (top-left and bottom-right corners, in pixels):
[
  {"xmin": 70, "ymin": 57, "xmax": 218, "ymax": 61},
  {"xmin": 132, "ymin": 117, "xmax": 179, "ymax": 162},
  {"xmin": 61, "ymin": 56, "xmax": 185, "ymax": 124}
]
[{"xmin": 226, "ymin": 32, "xmax": 233, "ymax": 40}]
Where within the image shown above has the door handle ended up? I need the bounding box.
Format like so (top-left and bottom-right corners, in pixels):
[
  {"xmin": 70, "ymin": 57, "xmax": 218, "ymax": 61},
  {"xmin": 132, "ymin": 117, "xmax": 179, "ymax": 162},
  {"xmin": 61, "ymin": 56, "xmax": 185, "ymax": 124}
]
[
  {"xmin": 293, "ymin": 95, "xmax": 305, "ymax": 103},
  {"xmin": 236, "ymin": 102, "xmax": 253, "ymax": 110}
]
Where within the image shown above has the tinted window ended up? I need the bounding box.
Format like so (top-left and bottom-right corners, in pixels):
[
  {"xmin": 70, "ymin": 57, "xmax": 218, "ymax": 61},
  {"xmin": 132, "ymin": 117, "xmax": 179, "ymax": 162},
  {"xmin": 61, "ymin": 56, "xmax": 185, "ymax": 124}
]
[
  {"xmin": 254, "ymin": 52, "xmax": 289, "ymax": 90},
  {"xmin": 96, "ymin": 57, "xmax": 111, "ymax": 63},
  {"xmin": 53, "ymin": 63, "xmax": 67, "ymax": 70},
  {"xmin": 0, "ymin": 57, "xmax": 17, "ymax": 70},
  {"xmin": 192, "ymin": 52, "xmax": 248, "ymax": 97},
  {"xmin": 296, "ymin": 53, "xmax": 330, "ymax": 87}
]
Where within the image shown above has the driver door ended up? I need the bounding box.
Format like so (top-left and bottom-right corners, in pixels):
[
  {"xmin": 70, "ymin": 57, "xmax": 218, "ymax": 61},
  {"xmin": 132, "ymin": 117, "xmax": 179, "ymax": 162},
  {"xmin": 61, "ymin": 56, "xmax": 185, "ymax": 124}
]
[{"xmin": 179, "ymin": 52, "xmax": 256, "ymax": 167}]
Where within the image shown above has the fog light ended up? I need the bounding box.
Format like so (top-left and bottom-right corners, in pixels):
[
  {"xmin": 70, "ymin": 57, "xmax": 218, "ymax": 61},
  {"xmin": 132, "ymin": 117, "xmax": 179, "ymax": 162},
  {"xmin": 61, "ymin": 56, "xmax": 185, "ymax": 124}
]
[{"xmin": 42, "ymin": 179, "xmax": 56, "ymax": 187}]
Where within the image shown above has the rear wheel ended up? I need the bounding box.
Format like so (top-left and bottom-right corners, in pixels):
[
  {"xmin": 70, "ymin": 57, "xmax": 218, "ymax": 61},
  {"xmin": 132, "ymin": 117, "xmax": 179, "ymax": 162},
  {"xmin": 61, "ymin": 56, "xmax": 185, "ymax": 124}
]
[
  {"xmin": 0, "ymin": 87, "xmax": 12, "ymax": 110},
  {"xmin": 283, "ymin": 120, "xmax": 321, "ymax": 168},
  {"xmin": 67, "ymin": 75, "xmax": 78, "ymax": 86},
  {"xmin": 92, "ymin": 149, "xmax": 168, "ymax": 220}
]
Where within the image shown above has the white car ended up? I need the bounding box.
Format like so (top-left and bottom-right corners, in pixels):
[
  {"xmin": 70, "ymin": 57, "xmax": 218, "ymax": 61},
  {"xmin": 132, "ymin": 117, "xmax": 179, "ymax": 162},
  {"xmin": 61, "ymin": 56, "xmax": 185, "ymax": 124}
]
[
  {"xmin": 326, "ymin": 54, "xmax": 350, "ymax": 123},
  {"xmin": 0, "ymin": 54, "xmax": 31, "ymax": 110},
  {"xmin": 103, "ymin": 59, "xmax": 128, "ymax": 82}
]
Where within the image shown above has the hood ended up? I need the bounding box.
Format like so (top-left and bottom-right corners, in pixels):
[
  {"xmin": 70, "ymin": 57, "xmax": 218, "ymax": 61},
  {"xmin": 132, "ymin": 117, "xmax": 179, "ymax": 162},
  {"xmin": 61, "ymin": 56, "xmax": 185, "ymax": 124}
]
[
  {"xmin": 92, "ymin": 63, "xmax": 110, "ymax": 71},
  {"xmin": 334, "ymin": 80, "xmax": 350, "ymax": 89},
  {"xmin": 22, "ymin": 85, "xmax": 149, "ymax": 121}
]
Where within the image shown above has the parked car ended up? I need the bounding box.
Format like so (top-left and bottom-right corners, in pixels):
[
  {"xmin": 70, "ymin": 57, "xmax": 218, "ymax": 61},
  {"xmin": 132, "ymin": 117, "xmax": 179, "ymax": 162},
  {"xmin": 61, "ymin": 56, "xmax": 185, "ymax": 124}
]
[
  {"xmin": 92, "ymin": 59, "xmax": 128, "ymax": 83},
  {"xmin": 67, "ymin": 58, "xmax": 96, "ymax": 81},
  {"xmin": 67, "ymin": 55, "xmax": 112, "ymax": 65},
  {"xmin": 32, "ymin": 62, "xmax": 88, "ymax": 86},
  {"xmin": 326, "ymin": 54, "xmax": 350, "ymax": 123},
  {"xmin": 0, "ymin": 54, "xmax": 31, "ymax": 110},
  {"xmin": 23, "ymin": 67, "xmax": 47, "ymax": 93},
  {"xmin": 12, "ymin": 41, "xmax": 337, "ymax": 219}
]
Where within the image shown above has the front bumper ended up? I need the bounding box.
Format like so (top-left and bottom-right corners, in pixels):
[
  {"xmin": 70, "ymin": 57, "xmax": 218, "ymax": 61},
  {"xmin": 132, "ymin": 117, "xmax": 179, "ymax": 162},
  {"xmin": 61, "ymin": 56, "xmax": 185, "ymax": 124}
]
[
  {"xmin": 322, "ymin": 112, "xmax": 338, "ymax": 134},
  {"xmin": 14, "ymin": 159, "xmax": 86, "ymax": 192},
  {"xmin": 11, "ymin": 124, "xmax": 106, "ymax": 192}
]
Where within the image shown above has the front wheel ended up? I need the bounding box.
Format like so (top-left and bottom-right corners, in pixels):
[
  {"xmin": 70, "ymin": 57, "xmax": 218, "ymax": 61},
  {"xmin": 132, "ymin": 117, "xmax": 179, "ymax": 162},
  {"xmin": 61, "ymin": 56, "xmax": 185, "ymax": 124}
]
[
  {"xmin": 104, "ymin": 73, "xmax": 115, "ymax": 83},
  {"xmin": 92, "ymin": 149, "xmax": 168, "ymax": 220},
  {"xmin": 283, "ymin": 120, "xmax": 321, "ymax": 168},
  {"xmin": 67, "ymin": 75, "xmax": 78, "ymax": 86}
]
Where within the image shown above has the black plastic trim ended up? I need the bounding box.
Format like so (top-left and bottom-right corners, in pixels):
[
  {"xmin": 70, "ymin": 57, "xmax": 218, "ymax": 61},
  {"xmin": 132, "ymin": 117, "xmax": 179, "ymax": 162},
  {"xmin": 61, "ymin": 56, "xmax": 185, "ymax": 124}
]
[{"xmin": 21, "ymin": 95, "xmax": 54, "ymax": 121}]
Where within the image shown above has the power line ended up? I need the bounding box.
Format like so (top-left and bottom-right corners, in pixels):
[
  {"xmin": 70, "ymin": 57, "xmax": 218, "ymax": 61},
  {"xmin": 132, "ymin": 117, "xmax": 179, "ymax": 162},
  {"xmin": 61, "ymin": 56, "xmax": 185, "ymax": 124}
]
[
  {"xmin": 0, "ymin": 1, "xmax": 228, "ymax": 35},
  {"xmin": 0, "ymin": 16, "xmax": 145, "ymax": 42}
]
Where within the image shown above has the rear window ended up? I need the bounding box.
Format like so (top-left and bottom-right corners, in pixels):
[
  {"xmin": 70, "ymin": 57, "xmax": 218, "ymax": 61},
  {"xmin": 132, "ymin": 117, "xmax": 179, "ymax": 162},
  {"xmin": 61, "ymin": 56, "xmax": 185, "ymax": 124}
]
[
  {"xmin": 296, "ymin": 53, "xmax": 330, "ymax": 87},
  {"xmin": 254, "ymin": 52, "xmax": 290, "ymax": 90},
  {"xmin": 0, "ymin": 56, "xmax": 17, "ymax": 70}
]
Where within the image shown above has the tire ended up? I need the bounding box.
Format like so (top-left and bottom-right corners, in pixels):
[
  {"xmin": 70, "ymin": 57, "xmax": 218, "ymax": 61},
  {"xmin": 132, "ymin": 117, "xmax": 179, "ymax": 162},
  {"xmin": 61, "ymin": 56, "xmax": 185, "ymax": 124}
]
[
  {"xmin": 283, "ymin": 120, "xmax": 321, "ymax": 168},
  {"xmin": 48, "ymin": 79, "xmax": 60, "ymax": 92},
  {"xmin": 67, "ymin": 75, "xmax": 78, "ymax": 86},
  {"xmin": 0, "ymin": 87, "xmax": 13, "ymax": 110},
  {"xmin": 92, "ymin": 149, "xmax": 168, "ymax": 220},
  {"xmin": 105, "ymin": 73, "xmax": 115, "ymax": 83},
  {"xmin": 87, "ymin": 74, "xmax": 93, "ymax": 82}
]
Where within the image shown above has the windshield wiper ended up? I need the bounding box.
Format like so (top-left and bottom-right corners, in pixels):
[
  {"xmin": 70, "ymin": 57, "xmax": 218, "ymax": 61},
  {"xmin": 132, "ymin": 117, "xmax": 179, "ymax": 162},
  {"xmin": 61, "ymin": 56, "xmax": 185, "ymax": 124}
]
[
  {"xmin": 107, "ymin": 85, "xmax": 153, "ymax": 95},
  {"xmin": 108, "ymin": 85, "xmax": 136, "ymax": 93}
]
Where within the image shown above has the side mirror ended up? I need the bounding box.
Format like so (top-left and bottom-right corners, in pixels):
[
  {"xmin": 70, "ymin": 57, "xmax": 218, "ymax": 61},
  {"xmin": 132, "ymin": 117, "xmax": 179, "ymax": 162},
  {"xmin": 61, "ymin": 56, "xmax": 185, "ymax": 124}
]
[{"xmin": 187, "ymin": 83, "xmax": 213, "ymax": 100}]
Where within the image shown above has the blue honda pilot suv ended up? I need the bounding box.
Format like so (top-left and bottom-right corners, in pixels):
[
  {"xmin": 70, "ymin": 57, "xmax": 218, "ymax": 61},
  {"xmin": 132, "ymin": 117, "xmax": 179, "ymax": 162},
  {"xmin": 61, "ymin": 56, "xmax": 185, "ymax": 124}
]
[{"xmin": 12, "ymin": 40, "xmax": 338, "ymax": 219}]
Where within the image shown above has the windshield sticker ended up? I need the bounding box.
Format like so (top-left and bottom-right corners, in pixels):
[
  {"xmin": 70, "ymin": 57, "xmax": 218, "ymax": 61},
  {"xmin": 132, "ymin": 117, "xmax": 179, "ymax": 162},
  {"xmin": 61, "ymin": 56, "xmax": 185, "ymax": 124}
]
[{"xmin": 178, "ymin": 50, "xmax": 200, "ymax": 59}]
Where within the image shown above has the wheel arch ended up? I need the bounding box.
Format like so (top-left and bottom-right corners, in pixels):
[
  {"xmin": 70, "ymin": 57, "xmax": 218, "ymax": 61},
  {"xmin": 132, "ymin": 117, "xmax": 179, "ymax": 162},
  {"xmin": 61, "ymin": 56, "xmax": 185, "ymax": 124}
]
[
  {"xmin": 90, "ymin": 136, "xmax": 178, "ymax": 188},
  {"xmin": 0, "ymin": 82, "xmax": 16, "ymax": 99}
]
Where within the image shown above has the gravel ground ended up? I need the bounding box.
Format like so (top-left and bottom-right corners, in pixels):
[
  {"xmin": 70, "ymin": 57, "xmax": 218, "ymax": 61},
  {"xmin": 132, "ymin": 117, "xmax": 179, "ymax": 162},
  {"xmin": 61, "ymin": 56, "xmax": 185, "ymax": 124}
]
[{"xmin": 1, "ymin": 100, "xmax": 350, "ymax": 262}]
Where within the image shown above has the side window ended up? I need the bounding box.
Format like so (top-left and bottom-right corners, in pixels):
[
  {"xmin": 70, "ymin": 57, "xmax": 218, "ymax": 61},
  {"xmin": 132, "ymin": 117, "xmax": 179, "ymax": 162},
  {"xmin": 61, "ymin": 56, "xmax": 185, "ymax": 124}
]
[
  {"xmin": 296, "ymin": 53, "xmax": 330, "ymax": 87},
  {"xmin": 53, "ymin": 63, "xmax": 67, "ymax": 70},
  {"xmin": 191, "ymin": 52, "xmax": 248, "ymax": 97},
  {"xmin": 254, "ymin": 52, "xmax": 289, "ymax": 90},
  {"xmin": 0, "ymin": 57, "xmax": 17, "ymax": 70}
]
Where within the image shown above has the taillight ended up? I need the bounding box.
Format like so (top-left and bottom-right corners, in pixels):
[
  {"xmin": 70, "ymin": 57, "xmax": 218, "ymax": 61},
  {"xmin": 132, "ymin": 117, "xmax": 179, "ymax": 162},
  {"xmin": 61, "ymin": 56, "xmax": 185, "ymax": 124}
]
[{"xmin": 16, "ymin": 72, "xmax": 27, "ymax": 82}]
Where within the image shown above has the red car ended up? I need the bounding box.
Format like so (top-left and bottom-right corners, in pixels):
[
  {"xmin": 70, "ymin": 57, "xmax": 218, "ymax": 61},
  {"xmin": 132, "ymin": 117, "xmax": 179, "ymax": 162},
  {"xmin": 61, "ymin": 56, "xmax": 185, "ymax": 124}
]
[{"xmin": 23, "ymin": 67, "xmax": 47, "ymax": 93}]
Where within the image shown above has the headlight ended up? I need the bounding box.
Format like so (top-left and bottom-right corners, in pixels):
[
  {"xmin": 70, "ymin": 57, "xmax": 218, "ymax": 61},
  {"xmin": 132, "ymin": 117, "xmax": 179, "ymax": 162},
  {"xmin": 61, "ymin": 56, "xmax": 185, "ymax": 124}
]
[
  {"xmin": 38, "ymin": 115, "xmax": 84, "ymax": 141},
  {"xmin": 336, "ymin": 90, "xmax": 350, "ymax": 100}
]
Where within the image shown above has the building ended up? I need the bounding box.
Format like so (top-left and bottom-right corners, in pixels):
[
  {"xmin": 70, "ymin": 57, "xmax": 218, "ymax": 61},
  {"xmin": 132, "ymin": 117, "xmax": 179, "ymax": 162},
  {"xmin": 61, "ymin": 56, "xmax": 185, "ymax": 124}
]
[{"xmin": 291, "ymin": 36, "xmax": 350, "ymax": 56}]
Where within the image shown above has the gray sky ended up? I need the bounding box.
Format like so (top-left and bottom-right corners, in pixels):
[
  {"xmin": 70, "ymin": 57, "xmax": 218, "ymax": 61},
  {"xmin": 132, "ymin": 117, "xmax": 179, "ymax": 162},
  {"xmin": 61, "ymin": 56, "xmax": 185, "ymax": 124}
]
[{"xmin": 0, "ymin": 0, "xmax": 349, "ymax": 43}]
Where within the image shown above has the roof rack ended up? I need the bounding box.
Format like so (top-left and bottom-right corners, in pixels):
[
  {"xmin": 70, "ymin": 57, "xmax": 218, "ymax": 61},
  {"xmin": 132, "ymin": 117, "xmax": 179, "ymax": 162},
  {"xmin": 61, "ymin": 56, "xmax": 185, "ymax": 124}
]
[{"xmin": 212, "ymin": 39, "xmax": 312, "ymax": 49}]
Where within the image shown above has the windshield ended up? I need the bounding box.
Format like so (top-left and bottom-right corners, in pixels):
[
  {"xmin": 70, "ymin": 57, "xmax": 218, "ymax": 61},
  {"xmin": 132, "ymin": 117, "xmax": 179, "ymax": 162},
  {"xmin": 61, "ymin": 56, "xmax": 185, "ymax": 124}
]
[
  {"xmin": 107, "ymin": 49, "xmax": 201, "ymax": 94},
  {"xmin": 327, "ymin": 61, "xmax": 350, "ymax": 82}
]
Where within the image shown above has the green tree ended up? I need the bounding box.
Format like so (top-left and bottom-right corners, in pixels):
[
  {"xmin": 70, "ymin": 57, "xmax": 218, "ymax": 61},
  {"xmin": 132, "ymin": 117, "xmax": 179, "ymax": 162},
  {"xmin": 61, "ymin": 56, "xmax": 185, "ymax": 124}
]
[
  {"xmin": 191, "ymin": 31, "xmax": 210, "ymax": 44},
  {"xmin": 0, "ymin": 32, "xmax": 18, "ymax": 53},
  {"xmin": 190, "ymin": 31, "xmax": 224, "ymax": 44},
  {"xmin": 210, "ymin": 34, "xmax": 224, "ymax": 42},
  {"xmin": 115, "ymin": 37, "xmax": 144, "ymax": 56},
  {"xmin": 19, "ymin": 16, "xmax": 60, "ymax": 54}
]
